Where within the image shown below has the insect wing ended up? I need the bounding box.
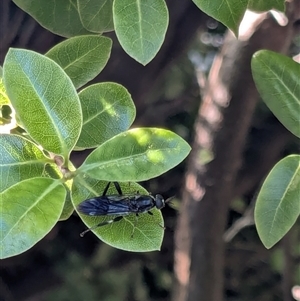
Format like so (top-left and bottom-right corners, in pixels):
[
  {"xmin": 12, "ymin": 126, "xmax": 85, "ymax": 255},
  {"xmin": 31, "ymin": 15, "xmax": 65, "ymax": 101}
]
[
  {"xmin": 78, "ymin": 195, "xmax": 132, "ymax": 216},
  {"xmin": 77, "ymin": 197, "xmax": 109, "ymax": 215}
]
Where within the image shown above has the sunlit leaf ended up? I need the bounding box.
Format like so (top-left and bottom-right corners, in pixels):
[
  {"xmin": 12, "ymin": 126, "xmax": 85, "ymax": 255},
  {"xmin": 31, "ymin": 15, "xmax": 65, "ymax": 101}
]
[
  {"xmin": 0, "ymin": 134, "xmax": 52, "ymax": 192},
  {"xmin": 252, "ymin": 50, "xmax": 300, "ymax": 138},
  {"xmin": 59, "ymin": 188, "xmax": 74, "ymax": 221},
  {"xmin": 255, "ymin": 155, "xmax": 300, "ymax": 248},
  {"xmin": 78, "ymin": 128, "xmax": 191, "ymax": 182},
  {"xmin": 3, "ymin": 49, "xmax": 82, "ymax": 159},
  {"xmin": 58, "ymin": 161, "xmax": 76, "ymax": 221},
  {"xmin": 78, "ymin": 0, "xmax": 114, "ymax": 33},
  {"xmin": 46, "ymin": 35, "xmax": 112, "ymax": 89},
  {"xmin": 0, "ymin": 66, "xmax": 9, "ymax": 106},
  {"xmin": 76, "ymin": 82, "xmax": 135, "ymax": 148},
  {"xmin": 0, "ymin": 177, "xmax": 66, "ymax": 259},
  {"xmin": 113, "ymin": 0, "xmax": 169, "ymax": 65}
]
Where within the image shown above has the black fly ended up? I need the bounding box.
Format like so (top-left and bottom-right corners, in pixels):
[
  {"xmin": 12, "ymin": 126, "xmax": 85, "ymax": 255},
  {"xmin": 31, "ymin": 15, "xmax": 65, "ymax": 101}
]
[{"xmin": 77, "ymin": 182, "xmax": 171, "ymax": 237}]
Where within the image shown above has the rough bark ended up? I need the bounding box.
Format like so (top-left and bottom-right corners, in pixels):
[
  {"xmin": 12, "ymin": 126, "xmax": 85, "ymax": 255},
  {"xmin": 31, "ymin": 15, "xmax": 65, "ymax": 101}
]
[{"xmin": 173, "ymin": 3, "xmax": 300, "ymax": 301}]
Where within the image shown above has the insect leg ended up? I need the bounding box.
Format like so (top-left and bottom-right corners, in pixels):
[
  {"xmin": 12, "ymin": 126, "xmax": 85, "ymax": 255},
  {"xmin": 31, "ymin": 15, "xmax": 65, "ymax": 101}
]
[
  {"xmin": 158, "ymin": 223, "xmax": 166, "ymax": 230},
  {"xmin": 113, "ymin": 182, "xmax": 123, "ymax": 195},
  {"xmin": 102, "ymin": 182, "xmax": 112, "ymax": 196},
  {"xmin": 80, "ymin": 216, "xmax": 123, "ymax": 237},
  {"xmin": 147, "ymin": 211, "xmax": 166, "ymax": 230},
  {"xmin": 130, "ymin": 214, "xmax": 139, "ymax": 238},
  {"xmin": 147, "ymin": 210, "xmax": 165, "ymax": 230}
]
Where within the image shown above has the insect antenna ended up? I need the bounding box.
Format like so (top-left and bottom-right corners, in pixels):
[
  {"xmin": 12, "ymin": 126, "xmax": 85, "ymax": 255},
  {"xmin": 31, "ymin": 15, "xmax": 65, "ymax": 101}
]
[
  {"xmin": 80, "ymin": 216, "xmax": 123, "ymax": 237},
  {"xmin": 165, "ymin": 196, "xmax": 175, "ymax": 207},
  {"xmin": 80, "ymin": 227, "xmax": 96, "ymax": 237}
]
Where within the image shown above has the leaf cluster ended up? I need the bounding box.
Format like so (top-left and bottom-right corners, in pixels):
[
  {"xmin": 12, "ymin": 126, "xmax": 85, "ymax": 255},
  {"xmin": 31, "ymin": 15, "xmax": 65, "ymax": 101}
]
[
  {"xmin": 11, "ymin": 0, "xmax": 285, "ymax": 65},
  {"xmin": 252, "ymin": 50, "xmax": 300, "ymax": 248},
  {"xmin": 1, "ymin": 0, "xmax": 296, "ymax": 260},
  {"xmin": 0, "ymin": 43, "xmax": 190, "ymax": 258}
]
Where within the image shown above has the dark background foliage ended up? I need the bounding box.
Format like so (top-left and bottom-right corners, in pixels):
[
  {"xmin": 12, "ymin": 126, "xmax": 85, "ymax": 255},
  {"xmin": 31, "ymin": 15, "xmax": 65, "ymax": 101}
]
[{"xmin": 1, "ymin": 1, "xmax": 299, "ymax": 301}]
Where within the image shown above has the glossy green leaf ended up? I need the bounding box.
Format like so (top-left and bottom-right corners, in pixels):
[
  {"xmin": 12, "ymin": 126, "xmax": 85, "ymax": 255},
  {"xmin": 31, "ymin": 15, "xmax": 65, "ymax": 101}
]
[
  {"xmin": 72, "ymin": 177, "xmax": 165, "ymax": 251},
  {"xmin": 0, "ymin": 106, "xmax": 12, "ymax": 127},
  {"xmin": 78, "ymin": 0, "xmax": 114, "ymax": 33},
  {"xmin": 3, "ymin": 49, "xmax": 82, "ymax": 159},
  {"xmin": 12, "ymin": 0, "xmax": 92, "ymax": 37},
  {"xmin": 76, "ymin": 83, "xmax": 136, "ymax": 149},
  {"xmin": 54, "ymin": 161, "xmax": 76, "ymax": 221},
  {"xmin": 78, "ymin": 128, "xmax": 191, "ymax": 181},
  {"xmin": 255, "ymin": 155, "xmax": 300, "ymax": 249},
  {"xmin": 248, "ymin": 0, "xmax": 285, "ymax": 12},
  {"xmin": 58, "ymin": 161, "xmax": 76, "ymax": 221},
  {"xmin": 59, "ymin": 188, "xmax": 74, "ymax": 221},
  {"xmin": 252, "ymin": 50, "xmax": 300, "ymax": 138},
  {"xmin": 0, "ymin": 66, "xmax": 9, "ymax": 106},
  {"xmin": 113, "ymin": 0, "xmax": 169, "ymax": 65},
  {"xmin": 0, "ymin": 134, "xmax": 53, "ymax": 192},
  {"xmin": 46, "ymin": 36, "xmax": 112, "ymax": 89},
  {"xmin": 42, "ymin": 161, "xmax": 63, "ymax": 180},
  {"xmin": 192, "ymin": 0, "xmax": 247, "ymax": 36},
  {"xmin": 0, "ymin": 177, "xmax": 66, "ymax": 259}
]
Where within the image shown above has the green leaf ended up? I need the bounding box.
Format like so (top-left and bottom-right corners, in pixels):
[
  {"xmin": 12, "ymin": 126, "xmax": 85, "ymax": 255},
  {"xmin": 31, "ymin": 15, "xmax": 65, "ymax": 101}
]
[
  {"xmin": 0, "ymin": 105, "xmax": 13, "ymax": 127},
  {"xmin": 0, "ymin": 177, "xmax": 66, "ymax": 259},
  {"xmin": 46, "ymin": 35, "xmax": 112, "ymax": 89},
  {"xmin": 0, "ymin": 66, "xmax": 9, "ymax": 106},
  {"xmin": 76, "ymin": 83, "xmax": 136, "ymax": 149},
  {"xmin": 78, "ymin": 128, "xmax": 191, "ymax": 181},
  {"xmin": 113, "ymin": 0, "xmax": 169, "ymax": 65},
  {"xmin": 59, "ymin": 188, "xmax": 74, "ymax": 221},
  {"xmin": 58, "ymin": 162, "xmax": 76, "ymax": 221},
  {"xmin": 3, "ymin": 49, "xmax": 83, "ymax": 159},
  {"xmin": 248, "ymin": 0, "xmax": 285, "ymax": 12},
  {"xmin": 77, "ymin": 0, "xmax": 114, "ymax": 33},
  {"xmin": 0, "ymin": 134, "xmax": 52, "ymax": 192},
  {"xmin": 12, "ymin": 0, "xmax": 92, "ymax": 37},
  {"xmin": 192, "ymin": 0, "xmax": 248, "ymax": 36},
  {"xmin": 252, "ymin": 50, "xmax": 300, "ymax": 138},
  {"xmin": 72, "ymin": 177, "xmax": 165, "ymax": 251},
  {"xmin": 255, "ymin": 155, "xmax": 300, "ymax": 249}
]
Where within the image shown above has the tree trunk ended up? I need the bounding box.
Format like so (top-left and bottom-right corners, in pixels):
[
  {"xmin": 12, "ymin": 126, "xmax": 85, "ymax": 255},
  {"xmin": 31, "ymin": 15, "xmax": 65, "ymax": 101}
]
[{"xmin": 173, "ymin": 3, "xmax": 300, "ymax": 301}]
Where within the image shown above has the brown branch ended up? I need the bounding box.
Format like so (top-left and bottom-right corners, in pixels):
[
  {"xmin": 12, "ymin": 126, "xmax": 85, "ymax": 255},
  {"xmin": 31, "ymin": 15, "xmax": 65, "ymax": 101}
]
[
  {"xmin": 223, "ymin": 200, "xmax": 255, "ymax": 243},
  {"xmin": 282, "ymin": 228, "xmax": 298, "ymax": 301},
  {"xmin": 172, "ymin": 2, "xmax": 300, "ymax": 301}
]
